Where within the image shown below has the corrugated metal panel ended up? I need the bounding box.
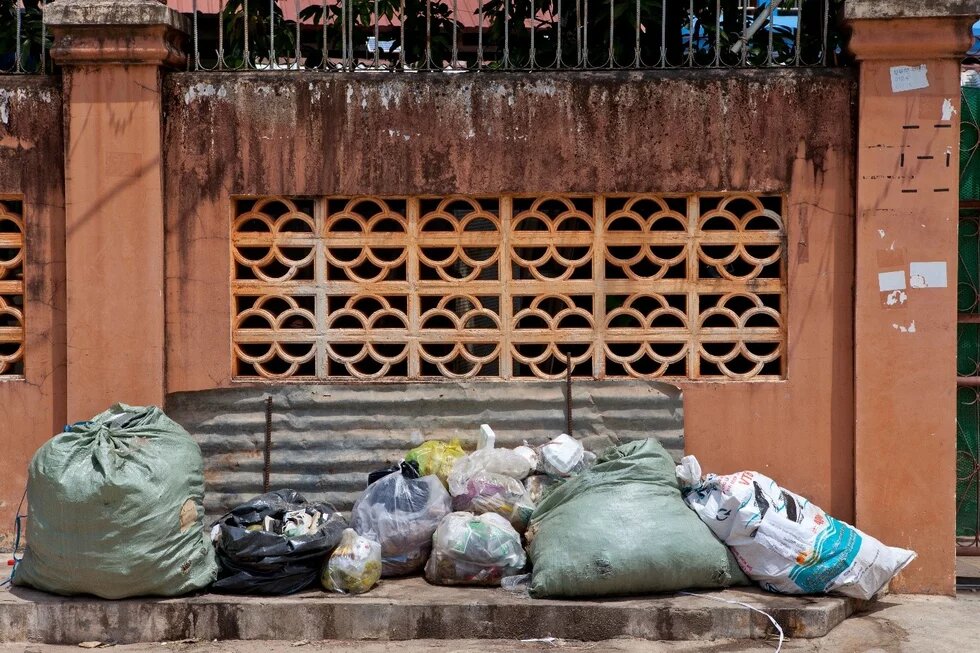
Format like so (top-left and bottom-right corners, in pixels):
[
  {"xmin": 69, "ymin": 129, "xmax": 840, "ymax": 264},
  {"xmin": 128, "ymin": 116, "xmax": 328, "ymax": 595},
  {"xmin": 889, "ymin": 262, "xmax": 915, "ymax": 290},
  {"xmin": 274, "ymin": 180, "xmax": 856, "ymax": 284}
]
[{"xmin": 165, "ymin": 380, "xmax": 683, "ymax": 523}]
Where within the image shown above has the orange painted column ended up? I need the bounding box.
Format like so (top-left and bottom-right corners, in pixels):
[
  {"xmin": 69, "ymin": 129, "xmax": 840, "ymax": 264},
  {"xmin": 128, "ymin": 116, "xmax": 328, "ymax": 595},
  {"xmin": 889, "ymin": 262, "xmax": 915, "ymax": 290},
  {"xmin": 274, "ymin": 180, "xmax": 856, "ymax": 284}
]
[
  {"xmin": 45, "ymin": 1, "xmax": 187, "ymax": 421},
  {"xmin": 848, "ymin": 7, "xmax": 978, "ymax": 594}
]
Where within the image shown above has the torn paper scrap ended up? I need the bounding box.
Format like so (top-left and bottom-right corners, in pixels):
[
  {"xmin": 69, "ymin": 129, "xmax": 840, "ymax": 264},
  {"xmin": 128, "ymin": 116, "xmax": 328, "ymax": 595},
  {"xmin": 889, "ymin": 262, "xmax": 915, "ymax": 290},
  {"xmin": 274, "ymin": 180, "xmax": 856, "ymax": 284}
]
[
  {"xmin": 890, "ymin": 65, "xmax": 929, "ymax": 93},
  {"xmin": 909, "ymin": 261, "xmax": 947, "ymax": 289},
  {"xmin": 878, "ymin": 270, "xmax": 906, "ymax": 292},
  {"xmin": 941, "ymin": 98, "xmax": 956, "ymax": 121}
]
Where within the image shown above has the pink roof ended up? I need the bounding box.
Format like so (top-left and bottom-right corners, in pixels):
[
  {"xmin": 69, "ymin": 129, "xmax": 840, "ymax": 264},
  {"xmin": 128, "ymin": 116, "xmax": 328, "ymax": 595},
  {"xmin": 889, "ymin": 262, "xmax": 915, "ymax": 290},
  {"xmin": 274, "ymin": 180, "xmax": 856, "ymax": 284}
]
[{"xmin": 166, "ymin": 0, "xmax": 488, "ymax": 27}]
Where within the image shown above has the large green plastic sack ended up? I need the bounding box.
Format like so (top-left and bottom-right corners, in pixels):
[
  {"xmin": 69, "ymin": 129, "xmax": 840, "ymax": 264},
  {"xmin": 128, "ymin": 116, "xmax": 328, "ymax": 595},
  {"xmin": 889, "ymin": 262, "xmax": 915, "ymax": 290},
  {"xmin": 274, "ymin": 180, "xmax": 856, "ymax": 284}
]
[
  {"xmin": 13, "ymin": 404, "xmax": 218, "ymax": 598},
  {"xmin": 526, "ymin": 438, "xmax": 747, "ymax": 598}
]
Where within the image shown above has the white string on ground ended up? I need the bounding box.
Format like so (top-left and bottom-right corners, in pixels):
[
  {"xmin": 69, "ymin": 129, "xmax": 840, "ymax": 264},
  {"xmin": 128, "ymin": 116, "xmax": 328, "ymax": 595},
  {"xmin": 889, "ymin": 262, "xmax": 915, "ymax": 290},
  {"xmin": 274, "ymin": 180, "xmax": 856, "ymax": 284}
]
[{"xmin": 679, "ymin": 592, "xmax": 784, "ymax": 653}]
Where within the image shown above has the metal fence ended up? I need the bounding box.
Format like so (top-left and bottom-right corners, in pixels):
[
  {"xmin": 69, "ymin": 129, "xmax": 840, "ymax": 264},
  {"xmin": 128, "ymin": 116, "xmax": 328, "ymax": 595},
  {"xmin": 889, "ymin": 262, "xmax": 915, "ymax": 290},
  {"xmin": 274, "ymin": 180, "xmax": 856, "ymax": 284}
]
[
  {"xmin": 0, "ymin": 1, "xmax": 49, "ymax": 74},
  {"xmin": 0, "ymin": 0, "xmax": 847, "ymax": 74},
  {"xmin": 185, "ymin": 0, "xmax": 845, "ymax": 71}
]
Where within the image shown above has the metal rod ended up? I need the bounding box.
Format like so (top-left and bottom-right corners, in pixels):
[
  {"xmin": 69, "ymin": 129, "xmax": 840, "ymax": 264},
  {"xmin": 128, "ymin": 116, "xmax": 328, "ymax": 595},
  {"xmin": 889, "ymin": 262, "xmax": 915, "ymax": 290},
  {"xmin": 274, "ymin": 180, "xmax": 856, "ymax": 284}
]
[
  {"xmin": 958, "ymin": 376, "xmax": 980, "ymax": 387},
  {"xmin": 244, "ymin": 0, "xmax": 251, "ymax": 68},
  {"xmin": 193, "ymin": 0, "xmax": 201, "ymax": 70},
  {"xmin": 959, "ymin": 313, "xmax": 980, "ymax": 324},
  {"xmin": 15, "ymin": 2, "xmax": 22, "ymax": 74},
  {"xmin": 529, "ymin": 0, "xmax": 536, "ymax": 69},
  {"xmin": 218, "ymin": 0, "xmax": 227, "ymax": 69},
  {"xmin": 793, "ymin": 0, "xmax": 802, "ymax": 66},
  {"xmin": 820, "ymin": 0, "xmax": 829, "ymax": 65},
  {"xmin": 295, "ymin": 0, "xmax": 302, "ymax": 68},
  {"xmin": 374, "ymin": 0, "xmax": 381, "ymax": 68},
  {"xmin": 320, "ymin": 0, "xmax": 327, "ymax": 70},
  {"xmin": 608, "ymin": 0, "xmax": 614, "ymax": 68},
  {"xmin": 565, "ymin": 350, "xmax": 573, "ymax": 437},
  {"xmin": 399, "ymin": 0, "xmax": 406, "ymax": 69},
  {"xmin": 269, "ymin": 0, "xmax": 275, "ymax": 68},
  {"xmin": 476, "ymin": 0, "xmax": 483, "ymax": 70},
  {"xmin": 263, "ymin": 396, "xmax": 273, "ymax": 493},
  {"xmin": 451, "ymin": 0, "xmax": 459, "ymax": 69}
]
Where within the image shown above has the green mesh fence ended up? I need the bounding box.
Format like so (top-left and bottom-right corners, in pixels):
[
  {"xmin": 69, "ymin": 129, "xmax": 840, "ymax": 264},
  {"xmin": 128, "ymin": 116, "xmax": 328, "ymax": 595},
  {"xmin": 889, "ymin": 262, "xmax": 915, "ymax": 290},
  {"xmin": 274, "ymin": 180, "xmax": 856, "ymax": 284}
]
[{"xmin": 963, "ymin": 87, "xmax": 980, "ymax": 201}]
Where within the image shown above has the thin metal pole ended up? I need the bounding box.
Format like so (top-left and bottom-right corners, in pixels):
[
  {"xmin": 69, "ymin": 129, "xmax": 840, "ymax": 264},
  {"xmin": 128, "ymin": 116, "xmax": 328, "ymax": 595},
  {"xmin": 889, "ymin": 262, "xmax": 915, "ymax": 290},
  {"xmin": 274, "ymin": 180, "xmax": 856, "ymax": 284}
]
[
  {"xmin": 374, "ymin": 0, "xmax": 381, "ymax": 68},
  {"xmin": 633, "ymin": 0, "xmax": 641, "ymax": 68},
  {"xmin": 40, "ymin": 2, "xmax": 46, "ymax": 74},
  {"xmin": 263, "ymin": 396, "xmax": 273, "ymax": 493},
  {"xmin": 564, "ymin": 351, "xmax": 573, "ymax": 437},
  {"xmin": 15, "ymin": 2, "xmax": 22, "ymax": 73},
  {"xmin": 218, "ymin": 0, "xmax": 227, "ymax": 69},
  {"xmin": 399, "ymin": 0, "xmax": 407, "ymax": 69},
  {"xmin": 607, "ymin": 0, "xmax": 614, "ymax": 68},
  {"xmin": 792, "ymin": 0, "xmax": 801, "ymax": 66},
  {"xmin": 503, "ymin": 0, "xmax": 511, "ymax": 68},
  {"xmin": 712, "ymin": 0, "xmax": 720, "ymax": 66},
  {"xmin": 269, "ymin": 0, "xmax": 276, "ymax": 68},
  {"xmin": 529, "ymin": 0, "xmax": 536, "ymax": 69},
  {"xmin": 477, "ymin": 0, "xmax": 483, "ymax": 70},
  {"xmin": 555, "ymin": 0, "xmax": 562, "ymax": 67},
  {"xmin": 425, "ymin": 0, "xmax": 433, "ymax": 68},
  {"xmin": 244, "ymin": 0, "xmax": 252, "ymax": 68},
  {"xmin": 295, "ymin": 0, "xmax": 302, "ymax": 67},
  {"xmin": 451, "ymin": 0, "xmax": 459, "ymax": 69},
  {"xmin": 193, "ymin": 0, "xmax": 201, "ymax": 70},
  {"xmin": 320, "ymin": 0, "xmax": 327, "ymax": 69},
  {"xmin": 820, "ymin": 0, "xmax": 829, "ymax": 65},
  {"xmin": 659, "ymin": 0, "xmax": 666, "ymax": 68}
]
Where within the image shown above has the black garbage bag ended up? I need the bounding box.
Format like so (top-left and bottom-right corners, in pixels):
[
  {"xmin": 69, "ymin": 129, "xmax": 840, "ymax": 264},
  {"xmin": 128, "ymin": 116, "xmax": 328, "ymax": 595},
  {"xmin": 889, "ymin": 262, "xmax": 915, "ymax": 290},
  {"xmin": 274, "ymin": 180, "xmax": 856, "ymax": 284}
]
[
  {"xmin": 211, "ymin": 489, "xmax": 347, "ymax": 595},
  {"xmin": 367, "ymin": 460, "xmax": 421, "ymax": 487}
]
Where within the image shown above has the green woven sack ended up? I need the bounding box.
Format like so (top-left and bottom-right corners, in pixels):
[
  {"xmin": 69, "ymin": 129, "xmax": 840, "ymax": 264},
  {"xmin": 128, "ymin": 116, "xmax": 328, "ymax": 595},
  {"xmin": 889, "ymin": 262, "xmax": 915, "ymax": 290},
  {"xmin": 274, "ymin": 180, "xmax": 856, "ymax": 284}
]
[
  {"xmin": 14, "ymin": 404, "xmax": 217, "ymax": 598},
  {"xmin": 527, "ymin": 438, "xmax": 747, "ymax": 598}
]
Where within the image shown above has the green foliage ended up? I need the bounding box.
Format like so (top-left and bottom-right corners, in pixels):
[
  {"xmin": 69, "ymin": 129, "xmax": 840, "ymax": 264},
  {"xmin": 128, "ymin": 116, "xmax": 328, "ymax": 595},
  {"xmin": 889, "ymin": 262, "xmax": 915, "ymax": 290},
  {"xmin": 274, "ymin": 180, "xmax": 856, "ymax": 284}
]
[
  {"xmin": 298, "ymin": 0, "xmax": 460, "ymax": 67},
  {"xmin": 221, "ymin": 0, "xmax": 297, "ymax": 68}
]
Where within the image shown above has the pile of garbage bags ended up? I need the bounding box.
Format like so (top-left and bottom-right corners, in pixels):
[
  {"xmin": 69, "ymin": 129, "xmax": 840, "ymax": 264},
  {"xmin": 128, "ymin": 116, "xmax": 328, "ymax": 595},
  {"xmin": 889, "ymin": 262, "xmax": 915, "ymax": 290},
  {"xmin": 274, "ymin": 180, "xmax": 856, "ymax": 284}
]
[{"xmin": 12, "ymin": 406, "xmax": 916, "ymax": 603}]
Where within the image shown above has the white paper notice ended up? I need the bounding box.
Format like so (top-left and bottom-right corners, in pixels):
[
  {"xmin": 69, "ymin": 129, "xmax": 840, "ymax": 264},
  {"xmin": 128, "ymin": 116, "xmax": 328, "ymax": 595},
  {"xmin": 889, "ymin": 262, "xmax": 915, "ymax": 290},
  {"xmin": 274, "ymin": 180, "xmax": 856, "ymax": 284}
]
[
  {"xmin": 878, "ymin": 270, "xmax": 907, "ymax": 292},
  {"xmin": 909, "ymin": 261, "xmax": 948, "ymax": 289},
  {"xmin": 890, "ymin": 65, "xmax": 929, "ymax": 93}
]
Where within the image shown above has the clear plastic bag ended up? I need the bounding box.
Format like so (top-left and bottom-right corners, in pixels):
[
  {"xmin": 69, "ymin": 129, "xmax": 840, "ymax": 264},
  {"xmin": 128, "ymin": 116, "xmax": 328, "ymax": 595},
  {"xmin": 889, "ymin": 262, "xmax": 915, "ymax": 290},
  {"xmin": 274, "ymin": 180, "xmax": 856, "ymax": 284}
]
[
  {"xmin": 322, "ymin": 528, "xmax": 382, "ymax": 595},
  {"xmin": 351, "ymin": 470, "xmax": 452, "ymax": 577},
  {"xmin": 450, "ymin": 470, "xmax": 535, "ymax": 533},
  {"xmin": 424, "ymin": 512, "xmax": 527, "ymax": 586},
  {"xmin": 448, "ymin": 448, "xmax": 533, "ymax": 496}
]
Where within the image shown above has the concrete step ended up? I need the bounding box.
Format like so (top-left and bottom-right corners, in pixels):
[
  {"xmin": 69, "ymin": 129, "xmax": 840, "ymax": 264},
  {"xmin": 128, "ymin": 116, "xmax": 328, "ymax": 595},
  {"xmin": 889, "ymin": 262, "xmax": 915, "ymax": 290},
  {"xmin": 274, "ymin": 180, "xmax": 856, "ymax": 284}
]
[{"xmin": 0, "ymin": 578, "xmax": 863, "ymax": 645}]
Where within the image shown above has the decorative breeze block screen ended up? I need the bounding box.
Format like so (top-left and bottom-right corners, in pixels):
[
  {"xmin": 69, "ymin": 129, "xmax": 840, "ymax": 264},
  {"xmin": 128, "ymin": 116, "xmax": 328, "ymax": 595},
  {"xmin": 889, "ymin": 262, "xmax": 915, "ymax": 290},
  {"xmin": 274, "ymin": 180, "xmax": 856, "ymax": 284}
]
[
  {"xmin": 232, "ymin": 194, "xmax": 785, "ymax": 381},
  {"xmin": 0, "ymin": 199, "xmax": 25, "ymax": 377}
]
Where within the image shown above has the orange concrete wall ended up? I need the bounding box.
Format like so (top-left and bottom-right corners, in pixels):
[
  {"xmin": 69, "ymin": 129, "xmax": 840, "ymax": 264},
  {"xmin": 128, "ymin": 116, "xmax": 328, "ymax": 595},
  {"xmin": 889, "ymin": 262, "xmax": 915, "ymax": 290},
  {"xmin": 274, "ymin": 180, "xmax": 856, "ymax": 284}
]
[
  {"xmin": 163, "ymin": 71, "xmax": 856, "ymax": 520},
  {"xmin": 0, "ymin": 76, "xmax": 67, "ymax": 549},
  {"xmin": 854, "ymin": 56, "xmax": 962, "ymax": 594},
  {"xmin": 62, "ymin": 65, "xmax": 167, "ymax": 422}
]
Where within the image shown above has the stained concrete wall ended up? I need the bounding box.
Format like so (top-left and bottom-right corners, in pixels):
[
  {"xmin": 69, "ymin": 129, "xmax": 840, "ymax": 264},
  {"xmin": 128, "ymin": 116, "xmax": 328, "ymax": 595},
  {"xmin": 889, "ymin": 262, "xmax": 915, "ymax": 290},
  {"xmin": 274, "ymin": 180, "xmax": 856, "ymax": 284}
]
[
  {"xmin": 0, "ymin": 76, "xmax": 66, "ymax": 548},
  {"xmin": 163, "ymin": 69, "xmax": 857, "ymax": 521}
]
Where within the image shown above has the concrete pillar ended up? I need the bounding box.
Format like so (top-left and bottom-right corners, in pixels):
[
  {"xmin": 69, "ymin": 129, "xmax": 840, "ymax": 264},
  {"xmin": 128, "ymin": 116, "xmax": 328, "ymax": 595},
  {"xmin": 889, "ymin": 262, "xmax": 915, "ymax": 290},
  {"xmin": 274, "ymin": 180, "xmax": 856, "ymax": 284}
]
[
  {"xmin": 44, "ymin": 0, "xmax": 187, "ymax": 421},
  {"xmin": 847, "ymin": 2, "xmax": 978, "ymax": 594}
]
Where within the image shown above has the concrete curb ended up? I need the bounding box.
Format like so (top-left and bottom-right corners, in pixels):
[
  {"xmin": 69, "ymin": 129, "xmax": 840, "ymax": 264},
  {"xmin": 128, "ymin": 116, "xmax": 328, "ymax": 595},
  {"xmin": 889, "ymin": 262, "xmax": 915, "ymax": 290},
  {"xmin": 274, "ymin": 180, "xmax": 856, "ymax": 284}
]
[{"xmin": 0, "ymin": 579, "xmax": 862, "ymax": 644}]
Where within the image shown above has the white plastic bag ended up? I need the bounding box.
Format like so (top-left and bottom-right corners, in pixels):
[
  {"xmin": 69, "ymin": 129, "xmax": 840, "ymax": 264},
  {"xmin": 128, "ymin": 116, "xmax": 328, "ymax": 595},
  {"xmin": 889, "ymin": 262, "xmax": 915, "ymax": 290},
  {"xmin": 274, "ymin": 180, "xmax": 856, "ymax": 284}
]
[
  {"xmin": 676, "ymin": 456, "xmax": 916, "ymax": 600},
  {"xmin": 448, "ymin": 448, "xmax": 533, "ymax": 494},
  {"xmin": 321, "ymin": 528, "xmax": 382, "ymax": 594},
  {"xmin": 424, "ymin": 512, "xmax": 527, "ymax": 586},
  {"xmin": 537, "ymin": 434, "xmax": 595, "ymax": 477},
  {"xmin": 351, "ymin": 471, "xmax": 452, "ymax": 577}
]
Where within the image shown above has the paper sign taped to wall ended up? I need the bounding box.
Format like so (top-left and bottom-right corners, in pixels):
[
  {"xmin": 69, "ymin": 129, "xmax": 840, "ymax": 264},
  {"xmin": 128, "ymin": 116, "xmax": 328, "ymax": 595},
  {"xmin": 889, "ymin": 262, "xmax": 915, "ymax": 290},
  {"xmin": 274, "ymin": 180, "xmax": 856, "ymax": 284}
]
[
  {"xmin": 890, "ymin": 65, "xmax": 929, "ymax": 93},
  {"xmin": 909, "ymin": 261, "xmax": 947, "ymax": 288},
  {"xmin": 878, "ymin": 270, "xmax": 907, "ymax": 292}
]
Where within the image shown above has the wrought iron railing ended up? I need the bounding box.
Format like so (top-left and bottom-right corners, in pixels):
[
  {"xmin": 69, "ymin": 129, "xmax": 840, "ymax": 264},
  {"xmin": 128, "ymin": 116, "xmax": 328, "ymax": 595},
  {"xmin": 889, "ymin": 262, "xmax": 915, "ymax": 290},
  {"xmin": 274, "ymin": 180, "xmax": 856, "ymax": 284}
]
[
  {"xmin": 0, "ymin": 0, "xmax": 50, "ymax": 74},
  {"xmin": 183, "ymin": 0, "xmax": 847, "ymax": 71}
]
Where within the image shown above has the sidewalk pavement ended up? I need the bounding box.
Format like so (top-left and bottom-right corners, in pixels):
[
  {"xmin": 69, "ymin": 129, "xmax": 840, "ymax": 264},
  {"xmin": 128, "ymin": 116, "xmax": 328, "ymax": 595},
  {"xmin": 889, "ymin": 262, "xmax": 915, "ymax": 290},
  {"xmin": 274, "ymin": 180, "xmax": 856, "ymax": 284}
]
[{"xmin": 0, "ymin": 591, "xmax": 977, "ymax": 652}]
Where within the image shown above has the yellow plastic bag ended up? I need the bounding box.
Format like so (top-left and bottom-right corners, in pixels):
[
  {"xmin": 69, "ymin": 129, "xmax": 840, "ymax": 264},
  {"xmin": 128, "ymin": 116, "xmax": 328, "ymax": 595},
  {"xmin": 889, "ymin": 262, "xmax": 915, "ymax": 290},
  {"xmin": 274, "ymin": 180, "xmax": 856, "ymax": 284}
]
[{"xmin": 405, "ymin": 439, "xmax": 466, "ymax": 487}]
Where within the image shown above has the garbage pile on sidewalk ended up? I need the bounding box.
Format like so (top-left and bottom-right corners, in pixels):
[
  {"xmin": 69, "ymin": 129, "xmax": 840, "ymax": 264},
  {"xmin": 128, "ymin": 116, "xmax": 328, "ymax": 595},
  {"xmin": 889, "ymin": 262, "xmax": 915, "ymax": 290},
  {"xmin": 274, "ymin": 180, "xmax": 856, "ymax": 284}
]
[{"xmin": 10, "ymin": 405, "xmax": 916, "ymax": 603}]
